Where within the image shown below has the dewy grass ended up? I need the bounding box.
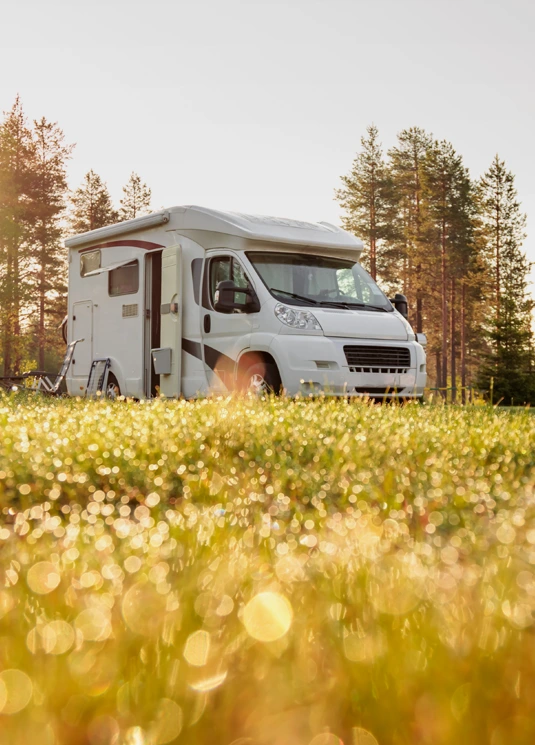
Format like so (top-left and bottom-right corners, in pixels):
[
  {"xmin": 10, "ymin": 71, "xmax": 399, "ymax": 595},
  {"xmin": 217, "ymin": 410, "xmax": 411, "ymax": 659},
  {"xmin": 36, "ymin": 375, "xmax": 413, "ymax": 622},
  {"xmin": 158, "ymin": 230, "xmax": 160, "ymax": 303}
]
[{"xmin": 0, "ymin": 395, "xmax": 535, "ymax": 745}]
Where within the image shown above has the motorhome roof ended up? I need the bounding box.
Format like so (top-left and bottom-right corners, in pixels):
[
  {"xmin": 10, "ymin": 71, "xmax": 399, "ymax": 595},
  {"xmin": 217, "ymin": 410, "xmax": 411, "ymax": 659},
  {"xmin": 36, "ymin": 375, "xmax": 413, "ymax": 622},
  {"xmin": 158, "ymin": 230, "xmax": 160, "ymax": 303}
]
[{"xmin": 64, "ymin": 204, "xmax": 363, "ymax": 254}]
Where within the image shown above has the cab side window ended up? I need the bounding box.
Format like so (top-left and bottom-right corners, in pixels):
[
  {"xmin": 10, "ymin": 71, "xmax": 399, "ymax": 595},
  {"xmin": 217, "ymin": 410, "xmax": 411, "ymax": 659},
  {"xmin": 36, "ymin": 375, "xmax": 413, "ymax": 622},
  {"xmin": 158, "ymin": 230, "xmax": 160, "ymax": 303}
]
[
  {"xmin": 209, "ymin": 256, "xmax": 252, "ymax": 312},
  {"xmin": 232, "ymin": 261, "xmax": 250, "ymax": 306},
  {"xmin": 210, "ymin": 257, "xmax": 231, "ymax": 300}
]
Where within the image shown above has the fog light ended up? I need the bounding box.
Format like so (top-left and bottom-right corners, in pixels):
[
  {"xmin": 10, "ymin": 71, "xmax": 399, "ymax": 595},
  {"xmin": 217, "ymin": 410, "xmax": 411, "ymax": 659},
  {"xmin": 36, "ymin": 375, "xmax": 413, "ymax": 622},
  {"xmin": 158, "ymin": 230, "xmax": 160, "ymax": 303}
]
[{"xmin": 300, "ymin": 380, "xmax": 322, "ymax": 392}]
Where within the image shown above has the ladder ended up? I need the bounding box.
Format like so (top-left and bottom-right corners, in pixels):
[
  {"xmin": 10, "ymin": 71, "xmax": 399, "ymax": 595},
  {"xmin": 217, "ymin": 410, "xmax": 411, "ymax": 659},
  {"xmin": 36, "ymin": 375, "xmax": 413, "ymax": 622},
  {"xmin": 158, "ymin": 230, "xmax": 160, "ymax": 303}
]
[{"xmin": 85, "ymin": 358, "xmax": 111, "ymax": 398}]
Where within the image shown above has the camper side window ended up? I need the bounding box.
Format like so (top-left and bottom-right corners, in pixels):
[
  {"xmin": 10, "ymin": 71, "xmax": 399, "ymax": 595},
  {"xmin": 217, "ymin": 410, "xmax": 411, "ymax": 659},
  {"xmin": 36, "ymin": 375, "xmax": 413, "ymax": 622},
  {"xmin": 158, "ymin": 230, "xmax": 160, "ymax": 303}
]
[
  {"xmin": 109, "ymin": 261, "xmax": 139, "ymax": 297},
  {"xmin": 80, "ymin": 250, "xmax": 101, "ymax": 276}
]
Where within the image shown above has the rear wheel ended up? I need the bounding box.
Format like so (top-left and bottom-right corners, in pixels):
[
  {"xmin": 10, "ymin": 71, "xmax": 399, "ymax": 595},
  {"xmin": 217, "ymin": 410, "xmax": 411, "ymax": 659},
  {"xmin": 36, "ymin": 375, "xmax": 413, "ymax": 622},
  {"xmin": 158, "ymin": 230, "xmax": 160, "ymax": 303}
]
[
  {"xmin": 106, "ymin": 373, "xmax": 121, "ymax": 400},
  {"xmin": 243, "ymin": 362, "xmax": 282, "ymax": 396}
]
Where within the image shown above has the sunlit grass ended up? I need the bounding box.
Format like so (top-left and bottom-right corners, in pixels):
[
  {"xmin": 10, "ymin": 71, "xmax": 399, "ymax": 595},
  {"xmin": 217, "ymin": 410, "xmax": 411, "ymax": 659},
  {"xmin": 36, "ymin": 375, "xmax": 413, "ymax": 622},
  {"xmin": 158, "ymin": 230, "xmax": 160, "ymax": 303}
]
[{"xmin": 1, "ymin": 394, "xmax": 535, "ymax": 744}]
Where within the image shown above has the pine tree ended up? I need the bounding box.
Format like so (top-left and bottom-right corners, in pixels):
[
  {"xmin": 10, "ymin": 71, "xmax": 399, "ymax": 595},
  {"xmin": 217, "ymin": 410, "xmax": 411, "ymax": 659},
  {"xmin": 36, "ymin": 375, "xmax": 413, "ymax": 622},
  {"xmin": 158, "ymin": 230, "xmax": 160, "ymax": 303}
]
[
  {"xmin": 477, "ymin": 158, "xmax": 533, "ymax": 403},
  {"xmin": 421, "ymin": 140, "xmax": 475, "ymax": 397},
  {"xmin": 30, "ymin": 118, "xmax": 73, "ymax": 369},
  {"xmin": 478, "ymin": 156, "xmax": 527, "ymax": 320},
  {"xmin": 119, "ymin": 172, "xmax": 152, "ymax": 220},
  {"xmin": 69, "ymin": 170, "xmax": 117, "ymax": 233},
  {"xmin": 336, "ymin": 125, "xmax": 397, "ymax": 281},
  {"xmin": 0, "ymin": 97, "xmax": 36, "ymax": 374},
  {"xmin": 388, "ymin": 127, "xmax": 433, "ymax": 331}
]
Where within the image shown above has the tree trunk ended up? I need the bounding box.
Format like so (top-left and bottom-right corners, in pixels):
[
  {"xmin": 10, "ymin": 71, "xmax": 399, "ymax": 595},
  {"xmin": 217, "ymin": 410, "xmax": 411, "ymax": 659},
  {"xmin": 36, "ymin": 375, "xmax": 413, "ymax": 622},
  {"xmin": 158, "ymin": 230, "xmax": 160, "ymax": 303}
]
[
  {"xmin": 451, "ymin": 278, "xmax": 456, "ymax": 403},
  {"xmin": 496, "ymin": 201, "xmax": 500, "ymax": 321},
  {"xmin": 370, "ymin": 172, "xmax": 377, "ymax": 280},
  {"xmin": 38, "ymin": 237, "xmax": 46, "ymax": 370},
  {"xmin": 13, "ymin": 237, "xmax": 22, "ymax": 374},
  {"xmin": 441, "ymin": 218, "xmax": 448, "ymax": 395},
  {"xmin": 460, "ymin": 281, "xmax": 466, "ymax": 404},
  {"xmin": 415, "ymin": 157, "xmax": 423, "ymax": 333},
  {"xmin": 3, "ymin": 243, "xmax": 12, "ymax": 375}
]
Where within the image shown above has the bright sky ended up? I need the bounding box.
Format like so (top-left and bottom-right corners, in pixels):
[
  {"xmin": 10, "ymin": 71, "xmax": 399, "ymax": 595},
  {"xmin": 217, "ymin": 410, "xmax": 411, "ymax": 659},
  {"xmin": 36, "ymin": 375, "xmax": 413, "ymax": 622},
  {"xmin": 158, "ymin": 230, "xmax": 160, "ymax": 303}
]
[{"xmin": 2, "ymin": 0, "xmax": 534, "ymax": 284}]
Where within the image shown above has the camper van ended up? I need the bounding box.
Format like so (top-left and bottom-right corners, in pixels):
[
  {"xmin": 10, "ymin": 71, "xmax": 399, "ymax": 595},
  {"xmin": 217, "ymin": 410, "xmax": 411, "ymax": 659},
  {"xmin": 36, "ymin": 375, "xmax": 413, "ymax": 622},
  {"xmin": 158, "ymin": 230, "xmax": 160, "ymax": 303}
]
[{"xmin": 64, "ymin": 206, "xmax": 427, "ymax": 399}]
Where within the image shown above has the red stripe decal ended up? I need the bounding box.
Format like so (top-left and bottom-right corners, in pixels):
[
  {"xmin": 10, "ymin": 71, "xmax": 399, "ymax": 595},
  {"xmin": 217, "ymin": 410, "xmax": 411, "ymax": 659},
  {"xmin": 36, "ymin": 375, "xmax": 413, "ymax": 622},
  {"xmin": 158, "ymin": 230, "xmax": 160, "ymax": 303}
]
[{"xmin": 80, "ymin": 240, "xmax": 164, "ymax": 253}]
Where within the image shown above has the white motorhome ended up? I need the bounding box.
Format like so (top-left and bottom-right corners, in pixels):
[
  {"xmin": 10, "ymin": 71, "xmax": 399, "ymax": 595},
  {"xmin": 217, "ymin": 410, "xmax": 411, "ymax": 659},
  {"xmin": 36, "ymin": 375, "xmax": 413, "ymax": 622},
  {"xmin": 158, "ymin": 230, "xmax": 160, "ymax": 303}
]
[{"xmin": 64, "ymin": 206, "xmax": 426, "ymax": 399}]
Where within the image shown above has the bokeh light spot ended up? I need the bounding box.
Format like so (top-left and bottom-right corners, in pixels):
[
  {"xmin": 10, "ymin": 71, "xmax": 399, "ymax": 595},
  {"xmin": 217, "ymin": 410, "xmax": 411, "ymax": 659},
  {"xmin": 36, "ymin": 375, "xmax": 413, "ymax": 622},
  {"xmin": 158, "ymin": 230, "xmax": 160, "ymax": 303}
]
[
  {"xmin": 27, "ymin": 561, "xmax": 60, "ymax": 594},
  {"xmin": 309, "ymin": 734, "xmax": 343, "ymax": 745},
  {"xmin": 46, "ymin": 620, "xmax": 75, "ymax": 654},
  {"xmin": 352, "ymin": 728, "xmax": 379, "ymax": 745},
  {"xmin": 122, "ymin": 582, "xmax": 167, "ymax": 636},
  {"xmin": 88, "ymin": 715, "xmax": 120, "ymax": 745},
  {"xmin": 0, "ymin": 669, "xmax": 33, "ymax": 714},
  {"xmin": 183, "ymin": 630, "xmax": 211, "ymax": 666},
  {"xmin": 243, "ymin": 592, "xmax": 293, "ymax": 642},
  {"xmin": 74, "ymin": 608, "xmax": 112, "ymax": 642},
  {"xmin": 124, "ymin": 555, "xmax": 142, "ymax": 574},
  {"xmin": 149, "ymin": 698, "xmax": 183, "ymax": 744}
]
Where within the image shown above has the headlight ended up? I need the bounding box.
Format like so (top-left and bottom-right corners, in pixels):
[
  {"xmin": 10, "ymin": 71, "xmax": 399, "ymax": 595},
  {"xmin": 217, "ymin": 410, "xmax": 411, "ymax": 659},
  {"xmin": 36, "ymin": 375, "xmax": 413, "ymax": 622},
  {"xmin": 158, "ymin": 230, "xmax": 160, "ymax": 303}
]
[
  {"xmin": 398, "ymin": 314, "xmax": 415, "ymax": 341},
  {"xmin": 274, "ymin": 303, "xmax": 322, "ymax": 331}
]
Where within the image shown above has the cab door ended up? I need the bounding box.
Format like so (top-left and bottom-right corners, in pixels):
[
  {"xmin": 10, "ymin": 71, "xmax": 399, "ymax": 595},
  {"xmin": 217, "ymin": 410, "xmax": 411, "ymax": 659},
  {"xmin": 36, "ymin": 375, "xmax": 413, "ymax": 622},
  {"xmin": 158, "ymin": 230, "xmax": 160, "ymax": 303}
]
[{"xmin": 201, "ymin": 253, "xmax": 255, "ymax": 392}]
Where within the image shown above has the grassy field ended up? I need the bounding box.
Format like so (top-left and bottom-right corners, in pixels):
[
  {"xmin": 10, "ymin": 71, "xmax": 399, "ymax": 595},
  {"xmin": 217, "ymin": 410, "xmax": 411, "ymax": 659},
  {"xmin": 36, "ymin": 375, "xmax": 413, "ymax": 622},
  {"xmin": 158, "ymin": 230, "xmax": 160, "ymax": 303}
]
[{"xmin": 1, "ymin": 395, "xmax": 535, "ymax": 745}]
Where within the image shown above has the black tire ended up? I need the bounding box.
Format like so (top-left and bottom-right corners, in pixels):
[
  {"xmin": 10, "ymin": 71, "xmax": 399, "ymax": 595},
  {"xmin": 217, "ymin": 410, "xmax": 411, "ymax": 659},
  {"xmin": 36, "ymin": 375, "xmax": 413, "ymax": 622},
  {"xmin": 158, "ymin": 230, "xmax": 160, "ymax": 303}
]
[{"xmin": 243, "ymin": 362, "xmax": 282, "ymax": 396}]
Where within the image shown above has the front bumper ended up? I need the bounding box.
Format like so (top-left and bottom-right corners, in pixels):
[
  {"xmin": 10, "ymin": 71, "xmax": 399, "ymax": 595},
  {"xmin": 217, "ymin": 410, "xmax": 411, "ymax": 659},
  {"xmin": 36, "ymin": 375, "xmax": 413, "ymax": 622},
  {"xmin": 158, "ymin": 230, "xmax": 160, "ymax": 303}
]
[{"xmin": 269, "ymin": 335, "xmax": 426, "ymax": 398}]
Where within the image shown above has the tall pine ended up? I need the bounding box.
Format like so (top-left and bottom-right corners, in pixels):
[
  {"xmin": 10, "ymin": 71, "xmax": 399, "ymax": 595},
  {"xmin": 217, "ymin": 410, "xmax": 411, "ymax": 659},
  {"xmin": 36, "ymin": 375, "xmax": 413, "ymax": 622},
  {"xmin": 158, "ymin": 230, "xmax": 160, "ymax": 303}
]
[
  {"xmin": 70, "ymin": 170, "xmax": 117, "ymax": 233},
  {"xmin": 421, "ymin": 140, "xmax": 475, "ymax": 398},
  {"xmin": 336, "ymin": 125, "xmax": 397, "ymax": 282},
  {"xmin": 388, "ymin": 128, "xmax": 433, "ymax": 332},
  {"xmin": 0, "ymin": 98, "xmax": 36, "ymax": 374},
  {"xmin": 30, "ymin": 118, "xmax": 73, "ymax": 369},
  {"xmin": 119, "ymin": 172, "xmax": 152, "ymax": 220},
  {"xmin": 477, "ymin": 157, "xmax": 533, "ymax": 403}
]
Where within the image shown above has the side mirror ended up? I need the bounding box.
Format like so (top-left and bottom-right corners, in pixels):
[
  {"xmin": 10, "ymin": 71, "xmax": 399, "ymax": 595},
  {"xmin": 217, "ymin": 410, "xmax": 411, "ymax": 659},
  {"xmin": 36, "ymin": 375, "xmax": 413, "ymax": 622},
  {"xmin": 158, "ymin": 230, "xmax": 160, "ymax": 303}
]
[
  {"xmin": 214, "ymin": 280, "xmax": 260, "ymax": 314},
  {"xmin": 389, "ymin": 293, "xmax": 408, "ymax": 319},
  {"xmin": 416, "ymin": 333, "xmax": 427, "ymax": 346}
]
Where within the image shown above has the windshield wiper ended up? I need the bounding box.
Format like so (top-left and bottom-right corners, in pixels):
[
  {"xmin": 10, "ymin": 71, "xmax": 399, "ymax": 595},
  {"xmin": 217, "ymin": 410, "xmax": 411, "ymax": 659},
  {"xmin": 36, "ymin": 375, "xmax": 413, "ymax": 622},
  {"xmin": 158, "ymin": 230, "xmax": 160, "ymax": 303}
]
[
  {"xmin": 318, "ymin": 301, "xmax": 354, "ymax": 309},
  {"xmin": 318, "ymin": 300, "xmax": 390, "ymax": 312},
  {"xmin": 271, "ymin": 288, "xmax": 318, "ymax": 305},
  {"xmin": 361, "ymin": 304, "xmax": 390, "ymax": 312}
]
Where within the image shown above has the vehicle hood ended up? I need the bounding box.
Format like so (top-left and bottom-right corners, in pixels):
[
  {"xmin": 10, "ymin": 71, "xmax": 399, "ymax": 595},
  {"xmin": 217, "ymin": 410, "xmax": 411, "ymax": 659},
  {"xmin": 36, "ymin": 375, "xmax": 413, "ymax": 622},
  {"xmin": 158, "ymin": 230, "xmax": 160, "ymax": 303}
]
[{"xmin": 314, "ymin": 308, "xmax": 409, "ymax": 340}]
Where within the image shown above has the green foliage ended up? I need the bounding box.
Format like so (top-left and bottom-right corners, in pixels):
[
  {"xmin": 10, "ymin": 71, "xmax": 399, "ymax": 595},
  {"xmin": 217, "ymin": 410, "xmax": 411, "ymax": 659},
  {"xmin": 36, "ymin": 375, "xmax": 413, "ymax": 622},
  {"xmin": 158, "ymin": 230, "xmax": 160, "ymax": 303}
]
[
  {"xmin": 0, "ymin": 99, "xmax": 72, "ymax": 375},
  {"xmin": 1, "ymin": 397, "xmax": 535, "ymax": 744},
  {"xmin": 338, "ymin": 127, "xmax": 533, "ymax": 401},
  {"xmin": 335, "ymin": 125, "xmax": 397, "ymax": 282},
  {"xmin": 30, "ymin": 117, "xmax": 73, "ymax": 369},
  {"xmin": 387, "ymin": 127, "xmax": 433, "ymax": 329},
  {"xmin": 0, "ymin": 97, "xmax": 37, "ymax": 374},
  {"xmin": 476, "ymin": 158, "xmax": 533, "ymax": 404},
  {"xmin": 120, "ymin": 172, "xmax": 152, "ymax": 221},
  {"xmin": 69, "ymin": 169, "xmax": 118, "ymax": 233},
  {"xmin": 477, "ymin": 295, "xmax": 535, "ymax": 405}
]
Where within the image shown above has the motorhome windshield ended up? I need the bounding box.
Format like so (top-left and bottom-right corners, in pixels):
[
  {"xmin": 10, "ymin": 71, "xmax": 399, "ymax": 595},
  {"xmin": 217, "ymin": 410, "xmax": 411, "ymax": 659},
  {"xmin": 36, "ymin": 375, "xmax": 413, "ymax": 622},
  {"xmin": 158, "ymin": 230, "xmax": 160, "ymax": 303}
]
[{"xmin": 247, "ymin": 252, "xmax": 393, "ymax": 311}]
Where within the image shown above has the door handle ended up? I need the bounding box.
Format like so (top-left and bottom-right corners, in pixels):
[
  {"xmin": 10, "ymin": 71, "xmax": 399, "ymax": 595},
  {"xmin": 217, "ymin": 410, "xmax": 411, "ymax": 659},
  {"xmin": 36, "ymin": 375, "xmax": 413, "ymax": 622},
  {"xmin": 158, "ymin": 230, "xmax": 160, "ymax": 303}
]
[{"xmin": 203, "ymin": 314, "xmax": 211, "ymax": 333}]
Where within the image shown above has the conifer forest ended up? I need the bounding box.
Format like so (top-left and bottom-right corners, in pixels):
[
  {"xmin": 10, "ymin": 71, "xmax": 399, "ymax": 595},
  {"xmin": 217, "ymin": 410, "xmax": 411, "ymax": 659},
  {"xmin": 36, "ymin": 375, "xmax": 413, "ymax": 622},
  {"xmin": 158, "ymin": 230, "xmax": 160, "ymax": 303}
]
[{"xmin": 0, "ymin": 99, "xmax": 532, "ymax": 404}]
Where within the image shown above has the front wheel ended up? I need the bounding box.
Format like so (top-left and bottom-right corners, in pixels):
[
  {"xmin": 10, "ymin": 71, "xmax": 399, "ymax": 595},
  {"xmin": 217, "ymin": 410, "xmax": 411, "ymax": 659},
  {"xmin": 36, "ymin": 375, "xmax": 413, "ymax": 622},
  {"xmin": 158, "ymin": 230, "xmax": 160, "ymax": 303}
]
[{"xmin": 243, "ymin": 362, "xmax": 282, "ymax": 396}]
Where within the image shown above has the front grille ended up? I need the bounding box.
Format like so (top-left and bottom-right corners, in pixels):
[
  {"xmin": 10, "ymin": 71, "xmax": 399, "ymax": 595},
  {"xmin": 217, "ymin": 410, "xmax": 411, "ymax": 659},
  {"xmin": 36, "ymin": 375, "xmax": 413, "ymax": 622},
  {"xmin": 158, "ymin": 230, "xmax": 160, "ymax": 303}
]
[{"xmin": 344, "ymin": 345, "xmax": 411, "ymax": 373}]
